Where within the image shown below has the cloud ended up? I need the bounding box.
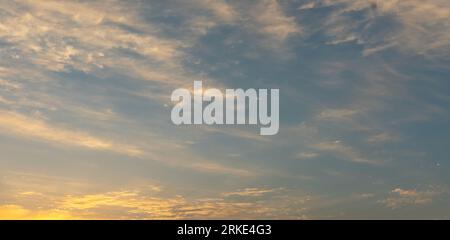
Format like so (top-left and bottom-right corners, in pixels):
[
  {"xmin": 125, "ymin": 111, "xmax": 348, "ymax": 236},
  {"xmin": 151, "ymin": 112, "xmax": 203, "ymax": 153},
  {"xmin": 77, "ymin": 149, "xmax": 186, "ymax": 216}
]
[
  {"xmin": 0, "ymin": 110, "xmax": 256, "ymax": 176},
  {"xmin": 222, "ymin": 187, "xmax": 281, "ymax": 197},
  {"xmin": 0, "ymin": 0, "xmax": 291, "ymax": 145},
  {"xmin": 175, "ymin": 0, "xmax": 238, "ymax": 36},
  {"xmin": 179, "ymin": 0, "xmax": 301, "ymax": 54},
  {"xmin": 1, "ymin": 0, "xmax": 449, "ymax": 220},
  {"xmin": 311, "ymin": 140, "xmax": 381, "ymax": 165},
  {"xmin": 316, "ymin": 0, "xmax": 450, "ymax": 58},
  {"xmin": 366, "ymin": 132, "xmax": 398, "ymax": 144},
  {"xmin": 279, "ymin": 123, "xmax": 382, "ymax": 166},
  {"xmin": 379, "ymin": 187, "xmax": 441, "ymax": 209},
  {"xmin": 0, "ymin": 78, "xmax": 21, "ymax": 90},
  {"xmin": 373, "ymin": 0, "xmax": 450, "ymax": 57},
  {"xmin": 0, "ymin": 204, "xmax": 76, "ymax": 220},
  {"xmin": 203, "ymin": 126, "xmax": 271, "ymax": 143},
  {"xmin": 58, "ymin": 190, "xmax": 186, "ymax": 219},
  {"xmin": 318, "ymin": 108, "xmax": 359, "ymax": 121},
  {"xmin": 0, "ymin": 172, "xmax": 310, "ymax": 219},
  {"xmin": 0, "ymin": 0, "xmax": 192, "ymax": 91},
  {"xmin": 0, "ymin": 110, "xmax": 143, "ymax": 156},
  {"xmin": 296, "ymin": 152, "xmax": 319, "ymax": 160},
  {"xmin": 52, "ymin": 189, "xmax": 308, "ymax": 219},
  {"xmin": 193, "ymin": 0, "xmax": 237, "ymax": 24},
  {"xmin": 189, "ymin": 161, "xmax": 253, "ymax": 177},
  {"xmin": 299, "ymin": 2, "xmax": 317, "ymax": 10},
  {"xmin": 0, "ymin": 0, "xmax": 265, "ymax": 177},
  {"xmin": 249, "ymin": 0, "xmax": 301, "ymax": 43}
]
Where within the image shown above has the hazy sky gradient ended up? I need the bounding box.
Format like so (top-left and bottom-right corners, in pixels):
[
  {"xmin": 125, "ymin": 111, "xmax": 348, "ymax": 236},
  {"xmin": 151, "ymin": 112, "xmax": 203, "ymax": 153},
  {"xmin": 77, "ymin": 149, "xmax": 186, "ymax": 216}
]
[{"xmin": 1, "ymin": 0, "xmax": 450, "ymax": 219}]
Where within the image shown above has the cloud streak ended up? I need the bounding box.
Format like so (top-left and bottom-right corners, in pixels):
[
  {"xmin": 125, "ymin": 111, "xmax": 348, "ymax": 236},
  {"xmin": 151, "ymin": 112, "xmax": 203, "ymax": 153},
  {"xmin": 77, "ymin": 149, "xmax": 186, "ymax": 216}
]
[
  {"xmin": 0, "ymin": 110, "xmax": 143, "ymax": 156},
  {"xmin": 311, "ymin": 0, "xmax": 450, "ymax": 57},
  {"xmin": 379, "ymin": 187, "xmax": 441, "ymax": 209}
]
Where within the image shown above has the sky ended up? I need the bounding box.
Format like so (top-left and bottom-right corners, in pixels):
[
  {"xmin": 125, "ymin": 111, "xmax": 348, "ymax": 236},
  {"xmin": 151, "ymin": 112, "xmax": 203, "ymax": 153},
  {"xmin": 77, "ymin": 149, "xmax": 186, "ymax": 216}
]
[{"xmin": 0, "ymin": 0, "xmax": 450, "ymax": 219}]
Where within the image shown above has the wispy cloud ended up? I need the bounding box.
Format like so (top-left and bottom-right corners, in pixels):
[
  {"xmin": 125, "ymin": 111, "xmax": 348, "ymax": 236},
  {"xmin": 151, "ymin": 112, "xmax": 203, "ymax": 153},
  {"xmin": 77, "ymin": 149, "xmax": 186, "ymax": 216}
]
[
  {"xmin": 312, "ymin": 0, "xmax": 450, "ymax": 57},
  {"xmin": 379, "ymin": 187, "xmax": 442, "ymax": 209},
  {"xmin": 248, "ymin": 0, "xmax": 301, "ymax": 43},
  {"xmin": 0, "ymin": 110, "xmax": 254, "ymax": 176},
  {"xmin": 0, "ymin": 0, "xmax": 185, "ymax": 77},
  {"xmin": 1, "ymin": 0, "xmax": 450, "ymax": 219},
  {"xmin": 0, "ymin": 172, "xmax": 310, "ymax": 219},
  {"xmin": 318, "ymin": 108, "xmax": 360, "ymax": 121},
  {"xmin": 222, "ymin": 187, "xmax": 282, "ymax": 197},
  {"xmin": 312, "ymin": 140, "xmax": 381, "ymax": 165},
  {"xmin": 0, "ymin": 110, "xmax": 143, "ymax": 156}
]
